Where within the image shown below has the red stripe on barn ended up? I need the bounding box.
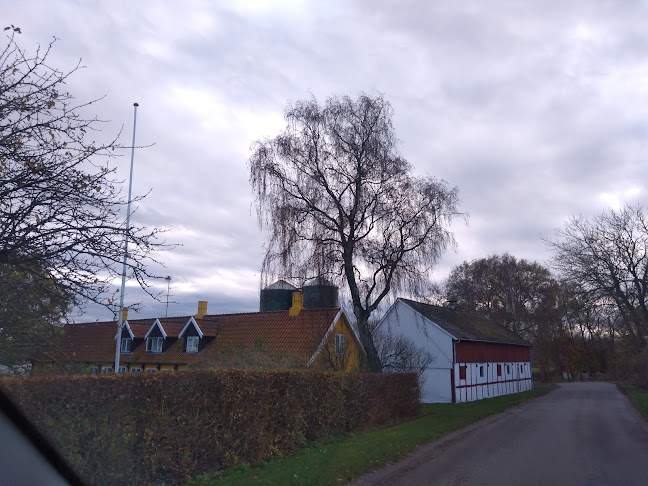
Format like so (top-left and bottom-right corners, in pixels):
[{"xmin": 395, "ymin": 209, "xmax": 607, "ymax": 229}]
[
  {"xmin": 455, "ymin": 378, "xmax": 532, "ymax": 389},
  {"xmin": 455, "ymin": 341, "xmax": 530, "ymax": 363}
]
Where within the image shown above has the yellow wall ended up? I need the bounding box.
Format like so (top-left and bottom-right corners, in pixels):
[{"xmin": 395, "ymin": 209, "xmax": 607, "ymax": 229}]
[{"xmin": 313, "ymin": 314, "xmax": 367, "ymax": 372}]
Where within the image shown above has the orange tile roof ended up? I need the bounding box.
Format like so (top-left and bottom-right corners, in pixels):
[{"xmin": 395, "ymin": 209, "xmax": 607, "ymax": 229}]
[
  {"xmin": 50, "ymin": 308, "xmax": 342, "ymax": 366},
  {"xmin": 125, "ymin": 320, "xmax": 155, "ymax": 338},
  {"xmin": 199, "ymin": 309, "xmax": 341, "ymax": 360}
]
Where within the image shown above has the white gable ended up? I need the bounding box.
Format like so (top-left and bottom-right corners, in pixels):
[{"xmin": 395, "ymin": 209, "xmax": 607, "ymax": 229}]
[
  {"xmin": 114, "ymin": 321, "xmax": 134, "ymax": 340},
  {"xmin": 178, "ymin": 316, "xmax": 203, "ymax": 338},
  {"xmin": 144, "ymin": 318, "xmax": 167, "ymax": 339},
  {"xmin": 377, "ymin": 300, "xmax": 454, "ymax": 368}
]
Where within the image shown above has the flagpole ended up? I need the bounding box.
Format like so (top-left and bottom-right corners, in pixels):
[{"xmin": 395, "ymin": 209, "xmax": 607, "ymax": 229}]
[{"xmin": 115, "ymin": 102, "xmax": 139, "ymax": 373}]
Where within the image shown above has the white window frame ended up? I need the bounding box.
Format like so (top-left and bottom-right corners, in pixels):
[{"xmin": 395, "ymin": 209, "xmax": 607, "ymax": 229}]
[
  {"xmin": 130, "ymin": 367, "xmax": 141, "ymax": 373},
  {"xmin": 146, "ymin": 368, "xmax": 157, "ymax": 373},
  {"xmin": 91, "ymin": 366, "xmax": 99, "ymax": 374},
  {"xmin": 147, "ymin": 336, "xmax": 163, "ymax": 353},
  {"xmin": 186, "ymin": 335, "xmax": 199, "ymax": 353},
  {"xmin": 101, "ymin": 367, "xmax": 113, "ymax": 374},
  {"xmin": 121, "ymin": 337, "xmax": 132, "ymax": 353},
  {"xmin": 335, "ymin": 334, "xmax": 345, "ymax": 355},
  {"xmin": 118, "ymin": 366, "xmax": 128, "ymax": 373}
]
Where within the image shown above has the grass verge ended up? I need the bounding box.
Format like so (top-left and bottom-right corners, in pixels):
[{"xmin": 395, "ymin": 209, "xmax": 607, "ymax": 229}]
[
  {"xmin": 617, "ymin": 382, "xmax": 648, "ymax": 420},
  {"xmin": 191, "ymin": 386, "xmax": 552, "ymax": 486}
]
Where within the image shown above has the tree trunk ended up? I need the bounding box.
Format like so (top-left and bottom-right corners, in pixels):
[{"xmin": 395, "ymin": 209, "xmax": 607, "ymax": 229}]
[{"xmin": 355, "ymin": 309, "xmax": 382, "ymax": 372}]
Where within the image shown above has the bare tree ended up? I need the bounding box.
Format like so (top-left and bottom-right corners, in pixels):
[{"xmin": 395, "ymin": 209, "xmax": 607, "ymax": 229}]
[
  {"xmin": 249, "ymin": 94, "xmax": 460, "ymax": 371},
  {"xmin": 373, "ymin": 324, "xmax": 434, "ymax": 375},
  {"xmin": 445, "ymin": 253, "xmax": 558, "ymax": 339},
  {"xmin": 0, "ymin": 28, "xmax": 168, "ymax": 366},
  {"xmin": 547, "ymin": 205, "xmax": 648, "ymax": 349}
]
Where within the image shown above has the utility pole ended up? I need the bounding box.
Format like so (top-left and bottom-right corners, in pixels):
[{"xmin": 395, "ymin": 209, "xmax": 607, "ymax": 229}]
[{"xmin": 114, "ymin": 102, "xmax": 139, "ymax": 374}]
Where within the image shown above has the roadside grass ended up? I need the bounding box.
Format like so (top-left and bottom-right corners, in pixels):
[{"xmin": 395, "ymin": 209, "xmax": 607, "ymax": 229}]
[
  {"xmin": 191, "ymin": 386, "xmax": 551, "ymax": 486},
  {"xmin": 618, "ymin": 382, "xmax": 648, "ymax": 421}
]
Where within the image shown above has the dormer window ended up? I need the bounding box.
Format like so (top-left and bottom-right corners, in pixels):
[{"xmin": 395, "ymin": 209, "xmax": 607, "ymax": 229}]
[
  {"xmin": 121, "ymin": 337, "xmax": 132, "ymax": 353},
  {"xmin": 178, "ymin": 316, "xmax": 205, "ymax": 353},
  {"xmin": 144, "ymin": 319, "xmax": 168, "ymax": 353},
  {"xmin": 118, "ymin": 322, "xmax": 136, "ymax": 353},
  {"xmin": 186, "ymin": 336, "xmax": 199, "ymax": 353},
  {"xmin": 147, "ymin": 337, "xmax": 163, "ymax": 353}
]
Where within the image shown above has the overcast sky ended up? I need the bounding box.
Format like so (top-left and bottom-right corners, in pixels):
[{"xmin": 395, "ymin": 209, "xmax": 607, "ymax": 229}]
[{"xmin": 4, "ymin": 1, "xmax": 648, "ymax": 321}]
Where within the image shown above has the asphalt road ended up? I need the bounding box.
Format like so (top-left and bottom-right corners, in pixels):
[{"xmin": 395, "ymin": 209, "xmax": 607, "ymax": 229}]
[{"xmin": 351, "ymin": 382, "xmax": 648, "ymax": 486}]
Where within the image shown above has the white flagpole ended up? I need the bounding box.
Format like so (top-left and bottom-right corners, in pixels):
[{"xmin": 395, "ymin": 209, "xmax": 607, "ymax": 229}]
[{"xmin": 115, "ymin": 102, "xmax": 139, "ymax": 373}]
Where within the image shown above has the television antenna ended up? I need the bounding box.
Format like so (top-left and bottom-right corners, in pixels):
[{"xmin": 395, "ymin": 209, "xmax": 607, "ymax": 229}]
[{"xmin": 165, "ymin": 276, "xmax": 172, "ymax": 317}]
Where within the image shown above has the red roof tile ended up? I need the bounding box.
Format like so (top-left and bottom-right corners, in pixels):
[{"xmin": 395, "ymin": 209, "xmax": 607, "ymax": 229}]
[
  {"xmin": 50, "ymin": 308, "xmax": 342, "ymax": 366},
  {"xmin": 199, "ymin": 308, "xmax": 340, "ymax": 360}
]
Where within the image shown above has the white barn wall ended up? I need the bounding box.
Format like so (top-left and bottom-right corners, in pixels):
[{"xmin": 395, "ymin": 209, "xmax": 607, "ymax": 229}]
[
  {"xmin": 379, "ymin": 300, "xmax": 533, "ymax": 404},
  {"xmin": 453, "ymin": 361, "xmax": 533, "ymax": 402},
  {"xmin": 378, "ymin": 300, "xmax": 454, "ymax": 403},
  {"xmin": 420, "ymin": 368, "xmax": 452, "ymax": 403}
]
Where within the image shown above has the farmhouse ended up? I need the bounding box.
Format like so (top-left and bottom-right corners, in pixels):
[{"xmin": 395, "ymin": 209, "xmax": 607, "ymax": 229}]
[
  {"xmin": 33, "ymin": 282, "xmax": 366, "ymax": 374},
  {"xmin": 377, "ymin": 298, "xmax": 532, "ymax": 403}
]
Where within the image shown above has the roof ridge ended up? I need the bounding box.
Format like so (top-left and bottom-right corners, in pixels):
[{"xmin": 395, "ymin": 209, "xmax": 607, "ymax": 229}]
[
  {"xmin": 67, "ymin": 308, "xmax": 343, "ymax": 326},
  {"xmin": 400, "ymin": 298, "xmax": 499, "ymax": 321},
  {"xmin": 199, "ymin": 307, "xmax": 341, "ymax": 319}
]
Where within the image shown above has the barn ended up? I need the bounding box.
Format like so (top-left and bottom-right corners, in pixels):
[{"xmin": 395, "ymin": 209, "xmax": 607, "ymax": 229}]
[{"xmin": 377, "ymin": 298, "xmax": 533, "ymax": 403}]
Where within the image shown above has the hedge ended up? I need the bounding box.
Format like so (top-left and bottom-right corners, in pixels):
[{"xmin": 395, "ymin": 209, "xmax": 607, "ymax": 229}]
[{"xmin": 1, "ymin": 370, "xmax": 419, "ymax": 485}]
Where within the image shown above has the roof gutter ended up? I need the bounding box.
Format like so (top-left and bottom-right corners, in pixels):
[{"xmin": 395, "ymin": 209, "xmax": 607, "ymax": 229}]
[{"xmin": 454, "ymin": 338, "xmax": 532, "ymax": 347}]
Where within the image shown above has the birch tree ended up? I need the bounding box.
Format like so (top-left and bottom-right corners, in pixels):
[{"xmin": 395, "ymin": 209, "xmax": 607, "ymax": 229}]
[{"xmin": 249, "ymin": 94, "xmax": 460, "ymax": 371}]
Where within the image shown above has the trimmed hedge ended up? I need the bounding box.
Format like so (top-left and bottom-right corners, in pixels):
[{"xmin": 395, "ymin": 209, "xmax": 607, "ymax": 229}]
[{"xmin": 1, "ymin": 370, "xmax": 419, "ymax": 485}]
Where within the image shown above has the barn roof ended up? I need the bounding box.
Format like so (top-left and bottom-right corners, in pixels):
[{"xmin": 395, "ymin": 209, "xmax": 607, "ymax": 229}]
[{"xmin": 398, "ymin": 299, "xmax": 531, "ymax": 346}]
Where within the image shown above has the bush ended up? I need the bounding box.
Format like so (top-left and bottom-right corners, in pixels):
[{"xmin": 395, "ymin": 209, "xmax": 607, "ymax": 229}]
[
  {"xmin": 634, "ymin": 348, "xmax": 648, "ymax": 388},
  {"xmin": 1, "ymin": 370, "xmax": 419, "ymax": 485}
]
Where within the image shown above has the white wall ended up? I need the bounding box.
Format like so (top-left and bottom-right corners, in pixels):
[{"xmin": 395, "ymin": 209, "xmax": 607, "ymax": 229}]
[
  {"xmin": 378, "ymin": 301, "xmax": 533, "ymax": 404},
  {"xmin": 453, "ymin": 361, "xmax": 533, "ymax": 403},
  {"xmin": 378, "ymin": 300, "xmax": 454, "ymax": 403},
  {"xmin": 420, "ymin": 367, "xmax": 453, "ymax": 403}
]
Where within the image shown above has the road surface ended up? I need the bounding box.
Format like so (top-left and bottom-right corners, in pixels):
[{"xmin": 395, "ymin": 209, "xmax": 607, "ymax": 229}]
[{"xmin": 351, "ymin": 382, "xmax": 648, "ymax": 486}]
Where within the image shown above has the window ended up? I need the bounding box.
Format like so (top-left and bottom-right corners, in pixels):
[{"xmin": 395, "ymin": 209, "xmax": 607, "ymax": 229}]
[
  {"xmin": 335, "ymin": 334, "xmax": 345, "ymax": 355},
  {"xmin": 90, "ymin": 366, "xmax": 99, "ymax": 374},
  {"xmin": 506, "ymin": 364, "xmax": 511, "ymax": 375},
  {"xmin": 147, "ymin": 336, "xmax": 163, "ymax": 352},
  {"xmin": 459, "ymin": 365, "xmax": 467, "ymax": 380},
  {"xmin": 146, "ymin": 368, "xmax": 157, "ymax": 372},
  {"xmin": 186, "ymin": 336, "xmax": 199, "ymax": 353},
  {"xmin": 121, "ymin": 337, "xmax": 132, "ymax": 353},
  {"xmin": 101, "ymin": 367, "xmax": 113, "ymax": 374},
  {"xmin": 479, "ymin": 365, "xmax": 484, "ymax": 378},
  {"xmin": 497, "ymin": 364, "xmax": 502, "ymax": 377},
  {"xmin": 118, "ymin": 366, "xmax": 127, "ymax": 373},
  {"xmin": 130, "ymin": 368, "xmax": 141, "ymax": 373}
]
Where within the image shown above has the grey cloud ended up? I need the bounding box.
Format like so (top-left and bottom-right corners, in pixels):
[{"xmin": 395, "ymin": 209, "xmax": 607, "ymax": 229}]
[{"xmin": 5, "ymin": 0, "xmax": 648, "ymax": 319}]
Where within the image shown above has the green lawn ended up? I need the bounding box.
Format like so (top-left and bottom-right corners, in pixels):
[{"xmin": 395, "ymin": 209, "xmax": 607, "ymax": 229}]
[
  {"xmin": 618, "ymin": 382, "xmax": 648, "ymax": 421},
  {"xmin": 191, "ymin": 386, "xmax": 551, "ymax": 486}
]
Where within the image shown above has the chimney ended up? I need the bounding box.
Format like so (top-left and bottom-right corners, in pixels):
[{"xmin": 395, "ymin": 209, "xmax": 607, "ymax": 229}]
[
  {"xmin": 195, "ymin": 300, "xmax": 208, "ymax": 319},
  {"xmin": 289, "ymin": 291, "xmax": 303, "ymax": 316},
  {"xmin": 121, "ymin": 307, "xmax": 128, "ymax": 322}
]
